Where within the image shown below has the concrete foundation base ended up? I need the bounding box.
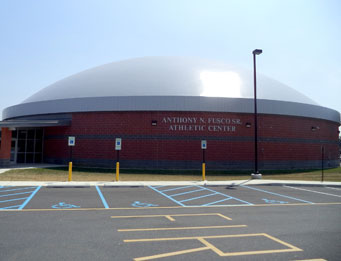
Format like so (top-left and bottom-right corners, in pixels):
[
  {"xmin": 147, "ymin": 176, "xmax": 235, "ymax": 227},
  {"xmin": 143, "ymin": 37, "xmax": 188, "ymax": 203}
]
[
  {"xmin": 0, "ymin": 159, "xmax": 10, "ymax": 168},
  {"xmin": 251, "ymin": 173, "xmax": 262, "ymax": 179}
]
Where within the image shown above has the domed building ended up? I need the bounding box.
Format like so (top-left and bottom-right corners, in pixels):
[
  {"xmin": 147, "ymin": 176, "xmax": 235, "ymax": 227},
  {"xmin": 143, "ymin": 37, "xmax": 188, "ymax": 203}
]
[{"xmin": 0, "ymin": 57, "xmax": 340, "ymax": 170}]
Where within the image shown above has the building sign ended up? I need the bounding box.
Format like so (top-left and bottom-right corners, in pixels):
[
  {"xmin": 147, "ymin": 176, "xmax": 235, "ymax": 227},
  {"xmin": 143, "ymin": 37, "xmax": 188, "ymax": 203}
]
[
  {"xmin": 68, "ymin": 136, "xmax": 75, "ymax": 146},
  {"xmin": 201, "ymin": 140, "xmax": 207, "ymax": 149},
  {"xmin": 115, "ymin": 138, "xmax": 122, "ymax": 150},
  {"xmin": 161, "ymin": 117, "xmax": 242, "ymax": 132}
]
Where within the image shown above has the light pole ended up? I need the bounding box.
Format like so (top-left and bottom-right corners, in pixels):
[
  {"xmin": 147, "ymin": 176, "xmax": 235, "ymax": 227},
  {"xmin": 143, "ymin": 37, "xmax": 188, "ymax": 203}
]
[{"xmin": 251, "ymin": 49, "xmax": 262, "ymax": 179}]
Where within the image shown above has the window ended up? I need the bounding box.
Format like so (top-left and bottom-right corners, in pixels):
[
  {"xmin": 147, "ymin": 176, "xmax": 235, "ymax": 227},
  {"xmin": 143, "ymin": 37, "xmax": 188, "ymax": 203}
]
[{"xmin": 15, "ymin": 128, "xmax": 44, "ymax": 163}]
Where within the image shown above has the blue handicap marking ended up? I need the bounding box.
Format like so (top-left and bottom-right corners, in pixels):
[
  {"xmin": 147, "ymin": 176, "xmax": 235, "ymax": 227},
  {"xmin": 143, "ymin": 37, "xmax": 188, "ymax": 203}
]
[
  {"xmin": 132, "ymin": 201, "xmax": 158, "ymax": 207},
  {"xmin": 262, "ymin": 198, "xmax": 288, "ymax": 204},
  {"xmin": 51, "ymin": 202, "xmax": 80, "ymax": 209}
]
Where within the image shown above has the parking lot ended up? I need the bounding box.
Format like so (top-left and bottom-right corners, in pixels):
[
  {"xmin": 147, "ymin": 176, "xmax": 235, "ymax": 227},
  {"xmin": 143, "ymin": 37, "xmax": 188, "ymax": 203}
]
[{"xmin": 1, "ymin": 184, "xmax": 341, "ymax": 260}]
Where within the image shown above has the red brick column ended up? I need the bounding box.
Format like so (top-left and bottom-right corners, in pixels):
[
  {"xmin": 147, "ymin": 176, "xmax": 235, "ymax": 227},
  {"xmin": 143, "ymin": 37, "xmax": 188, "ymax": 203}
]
[{"xmin": 0, "ymin": 128, "xmax": 12, "ymax": 167}]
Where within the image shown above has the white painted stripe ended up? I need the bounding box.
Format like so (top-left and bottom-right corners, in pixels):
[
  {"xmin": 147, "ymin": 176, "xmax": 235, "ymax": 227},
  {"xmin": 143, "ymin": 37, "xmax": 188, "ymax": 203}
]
[
  {"xmin": 242, "ymin": 185, "xmax": 314, "ymax": 204},
  {"xmin": 170, "ymin": 188, "xmax": 205, "ymax": 197},
  {"xmin": 326, "ymin": 186, "xmax": 341, "ymax": 191},
  {"xmin": 285, "ymin": 186, "xmax": 341, "ymax": 198},
  {"xmin": 202, "ymin": 198, "xmax": 231, "ymax": 206},
  {"xmin": 179, "ymin": 193, "xmax": 217, "ymax": 203},
  {"xmin": 0, "ymin": 191, "xmax": 34, "ymax": 198},
  {"xmin": 0, "ymin": 187, "xmax": 37, "ymax": 193},
  {"xmin": 160, "ymin": 186, "xmax": 193, "ymax": 192}
]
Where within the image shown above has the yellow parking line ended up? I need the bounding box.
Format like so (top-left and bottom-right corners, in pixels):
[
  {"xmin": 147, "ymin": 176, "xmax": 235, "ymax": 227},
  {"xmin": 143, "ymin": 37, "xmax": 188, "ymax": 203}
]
[
  {"xmin": 197, "ymin": 237, "xmax": 225, "ymax": 256},
  {"xmin": 125, "ymin": 235, "xmax": 213, "ymax": 243},
  {"xmin": 165, "ymin": 215, "xmax": 175, "ymax": 221},
  {"xmin": 264, "ymin": 233, "xmax": 302, "ymax": 251},
  {"xmin": 111, "ymin": 213, "xmax": 232, "ymax": 221},
  {"xmin": 118, "ymin": 224, "xmax": 247, "ymax": 232},
  {"xmin": 218, "ymin": 248, "xmax": 302, "ymax": 257},
  {"xmin": 292, "ymin": 259, "xmax": 326, "ymax": 261},
  {"xmin": 217, "ymin": 213, "xmax": 233, "ymax": 220},
  {"xmin": 125, "ymin": 233, "xmax": 303, "ymax": 259},
  {"xmin": 124, "ymin": 233, "xmax": 288, "ymax": 242},
  {"xmin": 134, "ymin": 246, "xmax": 210, "ymax": 261}
]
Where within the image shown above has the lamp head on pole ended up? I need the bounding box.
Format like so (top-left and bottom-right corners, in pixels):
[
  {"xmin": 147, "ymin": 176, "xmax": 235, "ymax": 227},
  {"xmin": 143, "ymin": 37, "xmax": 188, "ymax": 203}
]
[{"xmin": 253, "ymin": 49, "xmax": 263, "ymax": 55}]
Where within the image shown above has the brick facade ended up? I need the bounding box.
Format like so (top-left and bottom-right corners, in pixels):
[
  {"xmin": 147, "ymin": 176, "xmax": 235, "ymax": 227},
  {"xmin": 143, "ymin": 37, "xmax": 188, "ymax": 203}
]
[
  {"xmin": 0, "ymin": 128, "xmax": 12, "ymax": 167},
  {"xmin": 43, "ymin": 111, "xmax": 340, "ymax": 170}
]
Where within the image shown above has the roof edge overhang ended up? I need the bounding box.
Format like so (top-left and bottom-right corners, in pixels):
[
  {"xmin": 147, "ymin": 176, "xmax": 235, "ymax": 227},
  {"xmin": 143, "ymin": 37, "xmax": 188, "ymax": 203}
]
[
  {"xmin": 2, "ymin": 96, "xmax": 341, "ymax": 124},
  {"xmin": 0, "ymin": 119, "xmax": 71, "ymax": 128}
]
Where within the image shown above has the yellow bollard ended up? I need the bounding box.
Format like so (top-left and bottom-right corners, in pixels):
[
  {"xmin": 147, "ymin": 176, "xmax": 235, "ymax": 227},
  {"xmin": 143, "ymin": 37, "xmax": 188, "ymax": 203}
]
[
  {"xmin": 116, "ymin": 162, "xmax": 120, "ymax": 181},
  {"xmin": 202, "ymin": 162, "xmax": 206, "ymax": 181},
  {"xmin": 68, "ymin": 162, "xmax": 72, "ymax": 181}
]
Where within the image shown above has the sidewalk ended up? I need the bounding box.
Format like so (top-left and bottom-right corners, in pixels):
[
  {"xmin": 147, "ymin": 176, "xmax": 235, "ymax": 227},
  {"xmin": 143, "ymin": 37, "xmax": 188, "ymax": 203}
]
[
  {"xmin": 0, "ymin": 164, "xmax": 65, "ymax": 174},
  {"xmin": 0, "ymin": 180, "xmax": 340, "ymax": 187}
]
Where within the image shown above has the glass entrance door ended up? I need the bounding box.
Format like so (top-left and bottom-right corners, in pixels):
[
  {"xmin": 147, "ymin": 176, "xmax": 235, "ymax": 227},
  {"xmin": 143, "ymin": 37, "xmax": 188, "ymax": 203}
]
[
  {"xmin": 14, "ymin": 128, "xmax": 43, "ymax": 164},
  {"xmin": 10, "ymin": 138, "xmax": 17, "ymax": 163}
]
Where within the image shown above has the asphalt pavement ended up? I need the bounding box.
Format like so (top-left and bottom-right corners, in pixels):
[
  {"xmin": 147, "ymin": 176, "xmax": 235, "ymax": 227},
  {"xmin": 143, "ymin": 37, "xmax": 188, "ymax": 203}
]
[{"xmin": 1, "ymin": 182, "xmax": 341, "ymax": 260}]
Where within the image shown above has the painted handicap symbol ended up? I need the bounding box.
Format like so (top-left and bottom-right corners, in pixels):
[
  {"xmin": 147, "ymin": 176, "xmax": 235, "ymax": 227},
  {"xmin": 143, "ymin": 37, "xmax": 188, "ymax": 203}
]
[
  {"xmin": 262, "ymin": 198, "xmax": 288, "ymax": 204},
  {"xmin": 51, "ymin": 202, "xmax": 80, "ymax": 209},
  {"xmin": 132, "ymin": 201, "xmax": 158, "ymax": 207}
]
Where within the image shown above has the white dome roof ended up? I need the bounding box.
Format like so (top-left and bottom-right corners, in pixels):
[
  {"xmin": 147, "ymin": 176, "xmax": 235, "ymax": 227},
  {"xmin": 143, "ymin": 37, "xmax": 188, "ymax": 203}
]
[
  {"xmin": 4, "ymin": 57, "xmax": 340, "ymax": 123},
  {"xmin": 23, "ymin": 56, "xmax": 317, "ymax": 105}
]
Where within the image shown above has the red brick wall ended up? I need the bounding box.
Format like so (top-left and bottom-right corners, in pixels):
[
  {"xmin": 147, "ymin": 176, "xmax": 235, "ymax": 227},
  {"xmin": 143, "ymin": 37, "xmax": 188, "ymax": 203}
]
[
  {"xmin": 43, "ymin": 111, "xmax": 340, "ymax": 170},
  {"xmin": 0, "ymin": 128, "xmax": 12, "ymax": 166}
]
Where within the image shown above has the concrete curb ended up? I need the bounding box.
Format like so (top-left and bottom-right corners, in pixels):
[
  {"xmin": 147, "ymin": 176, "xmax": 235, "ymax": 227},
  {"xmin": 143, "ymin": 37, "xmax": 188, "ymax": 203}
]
[{"xmin": 0, "ymin": 179, "xmax": 341, "ymax": 188}]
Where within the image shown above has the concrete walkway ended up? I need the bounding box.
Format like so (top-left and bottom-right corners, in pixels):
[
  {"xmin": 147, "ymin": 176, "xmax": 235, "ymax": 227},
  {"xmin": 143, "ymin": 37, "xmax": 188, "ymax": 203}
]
[
  {"xmin": 0, "ymin": 164, "xmax": 66, "ymax": 174},
  {"xmin": 0, "ymin": 179, "xmax": 340, "ymax": 187}
]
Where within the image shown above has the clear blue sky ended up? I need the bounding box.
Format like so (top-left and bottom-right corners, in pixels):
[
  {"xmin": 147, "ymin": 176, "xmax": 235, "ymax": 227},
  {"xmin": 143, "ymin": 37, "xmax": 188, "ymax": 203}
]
[{"xmin": 1, "ymin": 0, "xmax": 340, "ymax": 122}]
